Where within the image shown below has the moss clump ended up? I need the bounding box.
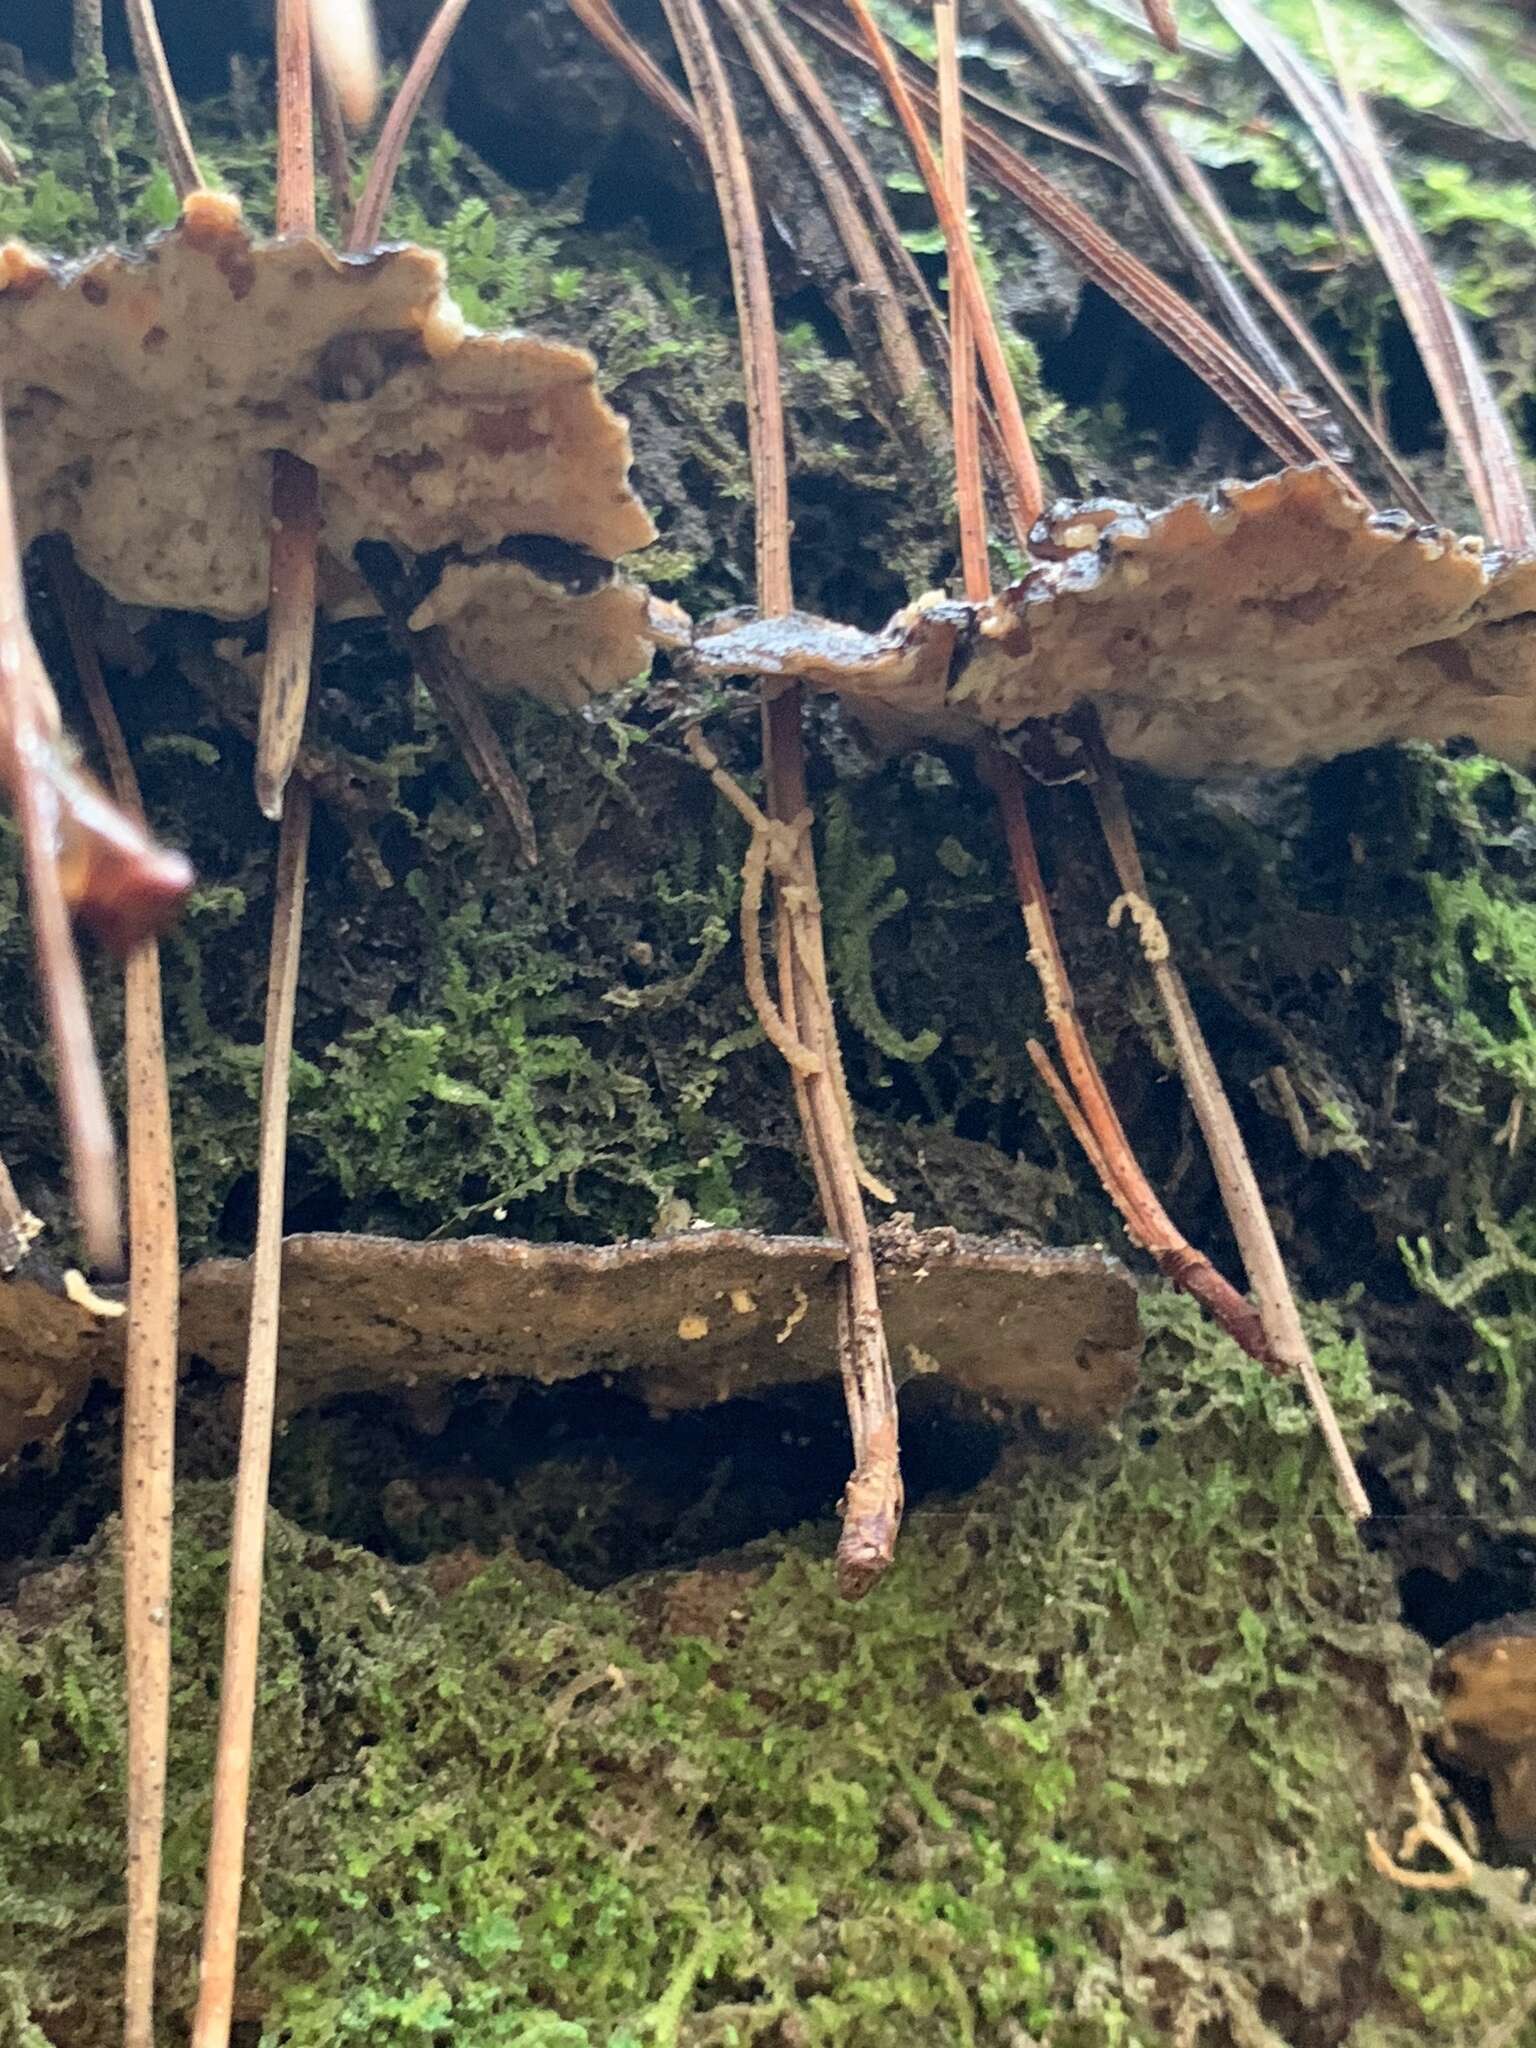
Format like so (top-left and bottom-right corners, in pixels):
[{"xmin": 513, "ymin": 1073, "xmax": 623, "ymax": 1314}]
[{"xmin": 5, "ymin": 1300, "xmax": 1529, "ymax": 2048}]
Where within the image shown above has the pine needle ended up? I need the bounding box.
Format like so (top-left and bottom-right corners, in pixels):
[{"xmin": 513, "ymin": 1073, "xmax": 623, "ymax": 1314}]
[
  {"xmin": 659, "ymin": 0, "xmax": 904, "ymax": 1597},
  {"xmin": 842, "ymin": 0, "xmax": 1044, "ymax": 529},
  {"xmin": 52, "ymin": 543, "xmax": 184, "ymax": 2047},
  {"xmin": 124, "ymin": 0, "xmax": 202, "ymax": 199},
  {"xmin": 1215, "ymin": 0, "xmax": 1536, "ymax": 551},
  {"xmin": 789, "ymin": 0, "xmax": 1363, "ymax": 489},
  {"xmin": 995, "ymin": 0, "xmax": 1358, "ymax": 473},
  {"xmin": 193, "ymin": 7, "xmax": 320, "ymax": 2038},
  {"xmin": 189, "ymin": 784, "xmax": 312, "ymax": 2048},
  {"xmin": 935, "ymin": 2, "xmax": 988, "ymax": 600},
  {"xmin": 254, "ymin": 0, "xmax": 321, "ymax": 822},
  {"xmin": 1388, "ymin": 0, "xmax": 1536, "ymax": 152},
  {"xmin": 350, "ymin": 0, "xmax": 473, "ymax": 252},
  {"xmin": 1080, "ymin": 720, "xmax": 1371, "ymax": 1521},
  {"xmin": 1138, "ymin": 102, "xmax": 1434, "ymax": 516}
]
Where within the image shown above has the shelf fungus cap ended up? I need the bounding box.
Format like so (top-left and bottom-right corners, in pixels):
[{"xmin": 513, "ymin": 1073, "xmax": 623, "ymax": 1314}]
[
  {"xmin": 0, "ymin": 193, "xmax": 661, "ymax": 704},
  {"xmin": 1434, "ymin": 1610, "xmax": 1536, "ymax": 1854},
  {"xmin": 0, "ymin": 1223, "xmax": 1141, "ymax": 1463},
  {"xmin": 687, "ymin": 467, "xmax": 1536, "ymax": 774}
]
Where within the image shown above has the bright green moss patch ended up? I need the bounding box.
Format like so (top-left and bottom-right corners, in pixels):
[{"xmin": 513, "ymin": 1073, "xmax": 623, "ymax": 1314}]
[{"xmin": 4, "ymin": 1302, "xmax": 1528, "ymax": 2048}]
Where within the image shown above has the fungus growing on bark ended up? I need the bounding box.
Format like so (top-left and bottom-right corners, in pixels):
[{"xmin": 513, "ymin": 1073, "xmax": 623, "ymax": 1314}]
[
  {"xmin": 1434, "ymin": 1611, "xmax": 1536, "ymax": 1856},
  {"xmin": 0, "ymin": 194, "xmax": 660, "ymax": 705},
  {"xmin": 0, "ymin": 1223, "xmax": 1141, "ymax": 1465},
  {"xmin": 686, "ymin": 465, "xmax": 1536, "ymax": 774}
]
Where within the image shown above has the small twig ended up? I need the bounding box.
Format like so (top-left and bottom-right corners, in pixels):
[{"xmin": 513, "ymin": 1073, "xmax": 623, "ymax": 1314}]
[
  {"xmin": 309, "ymin": 0, "xmax": 381, "ymax": 132},
  {"xmin": 983, "ymin": 747, "xmax": 1274, "ymax": 1368},
  {"xmin": 189, "ymin": 784, "xmax": 312, "ymax": 2048},
  {"xmin": 0, "ymin": 134, "xmax": 18, "ymax": 186},
  {"xmin": 72, "ymin": 0, "xmax": 123, "ymax": 240},
  {"xmin": 661, "ymin": 0, "xmax": 902, "ymax": 1598},
  {"xmin": 842, "ymin": 0, "xmax": 1043, "ymax": 530},
  {"xmin": 124, "ymin": 0, "xmax": 203, "ymax": 200},
  {"xmin": 1081, "ymin": 721, "xmax": 1370, "ymax": 1522},
  {"xmin": 350, "ymin": 0, "xmax": 472, "ymax": 252},
  {"xmin": 357, "ymin": 545, "xmax": 538, "ymax": 867},
  {"xmin": 53, "ymin": 545, "xmax": 181, "ymax": 2048}
]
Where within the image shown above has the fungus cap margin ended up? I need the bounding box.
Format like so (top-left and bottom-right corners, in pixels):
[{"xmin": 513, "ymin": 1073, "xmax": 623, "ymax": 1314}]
[{"xmin": 0, "ymin": 193, "xmax": 660, "ymax": 705}]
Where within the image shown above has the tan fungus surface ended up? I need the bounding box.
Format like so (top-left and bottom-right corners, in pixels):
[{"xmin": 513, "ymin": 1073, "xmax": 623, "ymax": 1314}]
[
  {"xmin": 0, "ymin": 195, "xmax": 659, "ymax": 702},
  {"xmin": 687, "ymin": 468, "xmax": 1536, "ymax": 774},
  {"xmin": 0, "ymin": 1224, "xmax": 1140, "ymax": 1464}
]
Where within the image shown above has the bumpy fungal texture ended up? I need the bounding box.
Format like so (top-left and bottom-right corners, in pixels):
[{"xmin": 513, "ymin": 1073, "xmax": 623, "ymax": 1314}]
[
  {"xmin": 0, "ymin": 1223, "xmax": 1140, "ymax": 1460},
  {"xmin": 690, "ymin": 467, "xmax": 1536, "ymax": 773},
  {"xmin": 0, "ymin": 192, "xmax": 659, "ymax": 702}
]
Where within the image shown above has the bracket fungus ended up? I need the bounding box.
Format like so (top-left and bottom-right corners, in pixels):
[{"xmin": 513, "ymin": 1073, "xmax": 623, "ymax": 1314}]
[
  {"xmin": 0, "ymin": 1223, "xmax": 1140, "ymax": 1465},
  {"xmin": 686, "ymin": 466, "xmax": 1536, "ymax": 775},
  {"xmin": 1434, "ymin": 1611, "xmax": 1536, "ymax": 1857},
  {"xmin": 0, "ymin": 193, "xmax": 664, "ymax": 707}
]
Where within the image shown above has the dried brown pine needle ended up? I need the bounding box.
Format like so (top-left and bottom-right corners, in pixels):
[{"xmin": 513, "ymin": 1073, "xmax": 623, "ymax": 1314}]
[
  {"xmin": 52, "ymin": 543, "xmax": 183, "ymax": 2048},
  {"xmin": 660, "ymin": 0, "xmax": 904, "ymax": 1598}
]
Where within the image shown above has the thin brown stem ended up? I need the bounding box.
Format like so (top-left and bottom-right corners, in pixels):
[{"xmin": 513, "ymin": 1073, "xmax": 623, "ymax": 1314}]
[
  {"xmin": 936, "ymin": 2, "xmax": 988, "ymax": 602},
  {"xmin": 53, "ymin": 544, "xmax": 183, "ymax": 2048},
  {"xmin": 842, "ymin": 0, "xmax": 1044, "ymax": 529},
  {"xmin": 660, "ymin": 0, "xmax": 902, "ymax": 1597},
  {"xmin": 0, "ymin": 134, "xmax": 18, "ymax": 186},
  {"xmin": 189, "ymin": 784, "xmax": 311, "ymax": 2048},
  {"xmin": 1081, "ymin": 723, "xmax": 1370, "ymax": 1520},
  {"xmin": 350, "ymin": 0, "xmax": 472, "ymax": 252},
  {"xmin": 983, "ymin": 746, "xmax": 1274, "ymax": 1368},
  {"xmin": 124, "ymin": 0, "xmax": 202, "ymax": 200},
  {"xmin": 0, "ymin": 400, "xmax": 122, "ymax": 1276},
  {"xmin": 1140, "ymin": 0, "xmax": 1180, "ymax": 51}
]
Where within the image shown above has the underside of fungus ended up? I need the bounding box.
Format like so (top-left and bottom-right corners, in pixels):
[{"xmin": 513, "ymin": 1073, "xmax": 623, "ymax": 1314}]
[
  {"xmin": 0, "ymin": 1223, "xmax": 1140, "ymax": 1465},
  {"xmin": 686, "ymin": 466, "xmax": 1536, "ymax": 775},
  {"xmin": 0, "ymin": 194, "xmax": 662, "ymax": 707}
]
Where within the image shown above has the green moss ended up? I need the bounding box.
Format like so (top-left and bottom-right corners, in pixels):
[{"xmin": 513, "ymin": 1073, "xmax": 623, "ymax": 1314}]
[{"xmin": 7, "ymin": 1302, "xmax": 1527, "ymax": 2048}]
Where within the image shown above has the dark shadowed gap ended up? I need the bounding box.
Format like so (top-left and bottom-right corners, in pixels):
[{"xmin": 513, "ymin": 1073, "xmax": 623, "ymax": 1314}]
[
  {"xmin": 0, "ymin": 1373, "xmax": 1006, "ymax": 1596},
  {"xmin": 268, "ymin": 1376, "xmax": 1005, "ymax": 1585}
]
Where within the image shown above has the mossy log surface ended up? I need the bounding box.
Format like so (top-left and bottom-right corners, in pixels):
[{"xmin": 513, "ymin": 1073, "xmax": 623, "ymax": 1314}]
[{"xmin": 3, "ymin": 3, "xmax": 1536, "ymax": 2041}]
